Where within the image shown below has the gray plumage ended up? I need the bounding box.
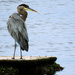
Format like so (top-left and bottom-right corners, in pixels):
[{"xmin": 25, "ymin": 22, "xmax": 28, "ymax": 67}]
[{"xmin": 7, "ymin": 13, "xmax": 29, "ymax": 51}]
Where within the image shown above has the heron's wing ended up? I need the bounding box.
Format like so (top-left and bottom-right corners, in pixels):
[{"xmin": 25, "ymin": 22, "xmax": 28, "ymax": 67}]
[{"xmin": 7, "ymin": 16, "xmax": 29, "ymax": 43}]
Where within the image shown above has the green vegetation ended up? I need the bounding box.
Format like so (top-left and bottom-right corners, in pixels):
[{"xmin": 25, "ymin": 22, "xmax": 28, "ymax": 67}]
[
  {"xmin": 0, "ymin": 66, "xmax": 19, "ymax": 75},
  {"xmin": 0, "ymin": 62, "xmax": 63, "ymax": 75},
  {"xmin": 48, "ymin": 62, "xmax": 63, "ymax": 74},
  {"xmin": 35, "ymin": 62, "xmax": 64, "ymax": 75}
]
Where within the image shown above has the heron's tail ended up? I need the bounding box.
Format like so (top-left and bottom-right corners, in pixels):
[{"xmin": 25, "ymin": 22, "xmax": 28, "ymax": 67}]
[
  {"xmin": 20, "ymin": 40, "xmax": 29, "ymax": 51},
  {"xmin": 17, "ymin": 31, "xmax": 29, "ymax": 51}
]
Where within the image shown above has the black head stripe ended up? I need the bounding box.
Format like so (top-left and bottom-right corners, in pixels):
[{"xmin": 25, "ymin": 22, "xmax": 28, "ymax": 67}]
[{"xmin": 19, "ymin": 4, "xmax": 29, "ymax": 8}]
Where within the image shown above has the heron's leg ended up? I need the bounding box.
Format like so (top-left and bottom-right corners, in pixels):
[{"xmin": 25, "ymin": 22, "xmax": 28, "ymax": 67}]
[
  {"xmin": 20, "ymin": 48, "xmax": 22, "ymax": 59},
  {"xmin": 12, "ymin": 40, "xmax": 17, "ymax": 59}
]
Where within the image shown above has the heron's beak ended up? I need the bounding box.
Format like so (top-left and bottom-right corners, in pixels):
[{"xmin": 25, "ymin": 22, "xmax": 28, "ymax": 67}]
[{"xmin": 24, "ymin": 7, "xmax": 38, "ymax": 13}]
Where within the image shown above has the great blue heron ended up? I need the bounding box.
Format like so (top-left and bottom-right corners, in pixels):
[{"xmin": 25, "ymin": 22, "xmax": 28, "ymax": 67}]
[{"xmin": 7, "ymin": 4, "xmax": 38, "ymax": 59}]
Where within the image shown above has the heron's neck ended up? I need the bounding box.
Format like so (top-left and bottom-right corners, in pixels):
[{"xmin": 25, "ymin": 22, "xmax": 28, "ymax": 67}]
[{"xmin": 21, "ymin": 11, "xmax": 28, "ymax": 21}]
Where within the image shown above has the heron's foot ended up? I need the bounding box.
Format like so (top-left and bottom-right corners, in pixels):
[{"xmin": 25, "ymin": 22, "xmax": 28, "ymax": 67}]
[
  {"xmin": 12, "ymin": 57, "xmax": 15, "ymax": 59},
  {"xmin": 20, "ymin": 57, "xmax": 22, "ymax": 59}
]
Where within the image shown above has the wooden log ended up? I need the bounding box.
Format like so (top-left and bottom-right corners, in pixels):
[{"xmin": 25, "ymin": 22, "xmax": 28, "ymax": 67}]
[
  {"xmin": 0, "ymin": 56, "xmax": 57, "ymax": 67},
  {"xmin": 0, "ymin": 56, "xmax": 63, "ymax": 75}
]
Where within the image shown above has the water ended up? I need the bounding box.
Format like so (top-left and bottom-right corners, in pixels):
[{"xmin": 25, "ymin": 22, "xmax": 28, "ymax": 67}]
[{"xmin": 0, "ymin": 0, "xmax": 75, "ymax": 75}]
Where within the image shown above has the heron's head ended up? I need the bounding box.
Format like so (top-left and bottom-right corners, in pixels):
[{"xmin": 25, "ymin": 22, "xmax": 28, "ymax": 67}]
[{"xmin": 17, "ymin": 4, "xmax": 38, "ymax": 14}]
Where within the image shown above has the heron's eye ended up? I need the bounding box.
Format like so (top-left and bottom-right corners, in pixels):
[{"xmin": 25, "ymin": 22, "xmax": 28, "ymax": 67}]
[{"xmin": 20, "ymin": 9, "xmax": 23, "ymax": 11}]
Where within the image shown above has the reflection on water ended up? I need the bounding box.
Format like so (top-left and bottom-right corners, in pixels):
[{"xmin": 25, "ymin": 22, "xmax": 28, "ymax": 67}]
[{"xmin": 0, "ymin": 0, "xmax": 75, "ymax": 75}]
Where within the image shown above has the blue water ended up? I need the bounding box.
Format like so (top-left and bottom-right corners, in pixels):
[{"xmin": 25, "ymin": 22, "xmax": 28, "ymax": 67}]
[{"xmin": 0, "ymin": 0, "xmax": 75, "ymax": 75}]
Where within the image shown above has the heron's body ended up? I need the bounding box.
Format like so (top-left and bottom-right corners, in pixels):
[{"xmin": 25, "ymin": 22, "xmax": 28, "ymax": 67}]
[
  {"xmin": 7, "ymin": 4, "xmax": 38, "ymax": 59},
  {"xmin": 7, "ymin": 13, "xmax": 29, "ymax": 51}
]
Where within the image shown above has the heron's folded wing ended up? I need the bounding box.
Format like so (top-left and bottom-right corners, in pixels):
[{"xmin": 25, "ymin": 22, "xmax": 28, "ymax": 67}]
[{"xmin": 7, "ymin": 17, "xmax": 29, "ymax": 42}]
